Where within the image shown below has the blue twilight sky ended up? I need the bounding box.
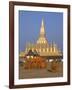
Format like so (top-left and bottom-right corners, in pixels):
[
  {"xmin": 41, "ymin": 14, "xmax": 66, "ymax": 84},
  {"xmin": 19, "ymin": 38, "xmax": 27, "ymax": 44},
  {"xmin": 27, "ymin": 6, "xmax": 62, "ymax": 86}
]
[{"xmin": 19, "ymin": 10, "xmax": 63, "ymax": 52}]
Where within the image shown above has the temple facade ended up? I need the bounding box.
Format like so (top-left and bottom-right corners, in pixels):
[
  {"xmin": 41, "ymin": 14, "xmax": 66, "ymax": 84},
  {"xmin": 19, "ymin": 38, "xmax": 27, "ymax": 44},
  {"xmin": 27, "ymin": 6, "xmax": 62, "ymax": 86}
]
[{"xmin": 20, "ymin": 19, "xmax": 62, "ymax": 57}]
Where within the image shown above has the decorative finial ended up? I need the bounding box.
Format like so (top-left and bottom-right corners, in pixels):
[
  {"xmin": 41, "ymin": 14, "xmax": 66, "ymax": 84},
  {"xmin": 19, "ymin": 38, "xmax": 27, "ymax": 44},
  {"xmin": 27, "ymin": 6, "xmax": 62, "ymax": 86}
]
[
  {"xmin": 40, "ymin": 18, "xmax": 45, "ymax": 35},
  {"xmin": 42, "ymin": 18, "xmax": 44, "ymax": 26}
]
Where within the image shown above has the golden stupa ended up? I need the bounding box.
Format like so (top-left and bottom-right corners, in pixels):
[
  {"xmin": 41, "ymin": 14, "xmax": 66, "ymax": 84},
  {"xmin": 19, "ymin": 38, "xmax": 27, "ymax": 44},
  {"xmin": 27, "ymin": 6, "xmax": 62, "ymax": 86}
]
[{"xmin": 20, "ymin": 19, "xmax": 62, "ymax": 57}]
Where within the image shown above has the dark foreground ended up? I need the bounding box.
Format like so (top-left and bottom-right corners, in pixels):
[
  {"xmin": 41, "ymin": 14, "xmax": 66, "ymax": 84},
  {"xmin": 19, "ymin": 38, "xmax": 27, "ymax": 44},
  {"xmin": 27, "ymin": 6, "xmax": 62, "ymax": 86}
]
[{"xmin": 19, "ymin": 62, "xmax": 63, "ymax": 79}]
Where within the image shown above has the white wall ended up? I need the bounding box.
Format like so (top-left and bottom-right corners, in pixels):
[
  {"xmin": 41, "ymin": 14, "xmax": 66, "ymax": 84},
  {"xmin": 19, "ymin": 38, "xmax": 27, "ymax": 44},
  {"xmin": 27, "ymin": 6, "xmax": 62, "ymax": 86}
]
[{"xmin": 0, "ymin": 0, "xmax": 72, "ymax": 90}]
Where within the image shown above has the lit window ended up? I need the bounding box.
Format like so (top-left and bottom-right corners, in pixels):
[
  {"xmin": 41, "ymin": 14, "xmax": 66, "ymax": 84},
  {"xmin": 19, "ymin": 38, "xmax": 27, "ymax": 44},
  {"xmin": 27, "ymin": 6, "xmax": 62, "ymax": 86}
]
[
  {"xmin": 31, "ymin": 56, "xmax": 33, "ymax": 58},
  {"xmin": 27, "ymin": 56, "xmax": 30, "ymax": 59},
  {"xmin": 49, "ymin": 59, "xmax": 53, "ymax": 62},
  {"xmin": 44, "ymin": 41, "xmax": 45, "ymax": 43}
]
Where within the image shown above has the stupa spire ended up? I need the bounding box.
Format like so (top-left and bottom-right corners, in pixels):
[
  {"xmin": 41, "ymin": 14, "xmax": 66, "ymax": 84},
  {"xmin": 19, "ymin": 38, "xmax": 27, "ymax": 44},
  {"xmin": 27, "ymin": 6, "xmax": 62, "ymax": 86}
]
[
  {"xmin": 37, "ymin": 18, "xmax": 48, "ymax": 45},
  {"xmin": 40, "ymin": 18, "xmax": 45, "ymax": 37}
]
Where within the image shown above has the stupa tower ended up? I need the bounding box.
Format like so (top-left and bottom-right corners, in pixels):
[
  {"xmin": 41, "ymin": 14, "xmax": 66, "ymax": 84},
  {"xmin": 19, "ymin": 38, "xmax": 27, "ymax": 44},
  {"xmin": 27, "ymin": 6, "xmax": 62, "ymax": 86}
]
[
  {"xmin": 40, "ymin": 18, "xmax": 45, "ymax": 37},
  {"xmin": 36, "ymin": 19, "xmax": 48, "ymax": 45},
  {"xmin": 20, "ymin": 18, "xmax": 63, "ymax": 57}
]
